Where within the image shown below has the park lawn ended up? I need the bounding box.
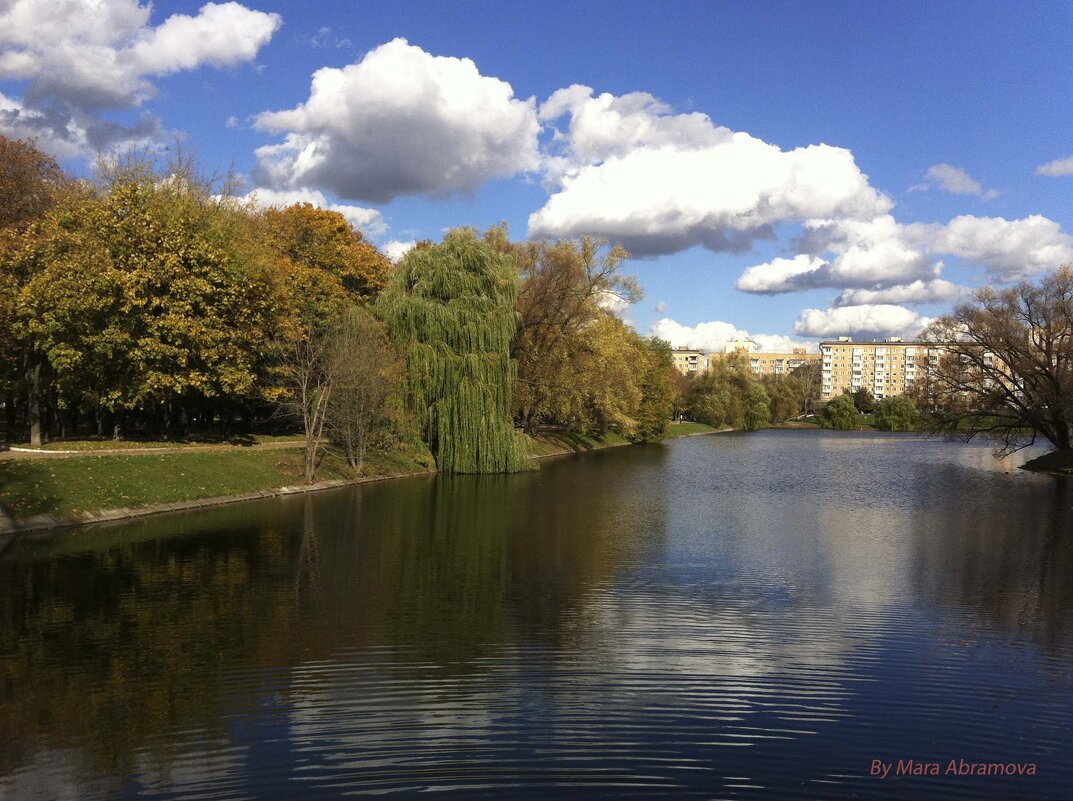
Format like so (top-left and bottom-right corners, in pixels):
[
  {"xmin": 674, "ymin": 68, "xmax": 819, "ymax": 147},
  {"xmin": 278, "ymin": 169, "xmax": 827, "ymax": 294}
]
[
  {"xmin": 29, "ymin": 433, "xmax": 305, "ymax": 451},
  {"xmin": 0, "ymin": 444, "xmax": 431, "ymax": 519},
  {"xmin": 529, "ymin": 422, "xmax": 720, "ymax": 457},
  {"xmin": 665, "ymin": 421, "xmax": 722, "ymax": 437},
  {"xmin": 528, "ymin": 429, "xmax": 632, "ymax": 457}
]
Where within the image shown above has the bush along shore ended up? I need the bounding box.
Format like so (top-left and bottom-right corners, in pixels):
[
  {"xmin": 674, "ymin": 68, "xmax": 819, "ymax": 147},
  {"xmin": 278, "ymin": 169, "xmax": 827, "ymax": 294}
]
[{"xmin": 0, "ymin": 423, "xmax": 723, "ymax": 535}]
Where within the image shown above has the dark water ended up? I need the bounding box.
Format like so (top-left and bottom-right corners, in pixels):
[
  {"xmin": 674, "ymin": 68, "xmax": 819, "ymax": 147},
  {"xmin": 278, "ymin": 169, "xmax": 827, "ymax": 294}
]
[{"xmin": 2, "ymin": 431, "xmax": 1072, "ymax": 800}]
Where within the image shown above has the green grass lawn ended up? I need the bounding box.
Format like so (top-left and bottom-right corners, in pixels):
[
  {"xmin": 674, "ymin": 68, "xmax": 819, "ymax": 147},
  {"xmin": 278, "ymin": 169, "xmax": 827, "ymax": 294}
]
[
  {"xmin": 528, "ymin": 429, "xmax": 631, "ymax": 457},
  {"xmin": 0, "ymin": 444, "xmax": 431, "ymax": 519},
  {"xmin": 25, "ymin": 433, "xmax": 304, "ymax": 451},
  {"xmin": 664, "ymin": 421, "xmax": 721, "ymax": 437},
  {"xmin": 2, "ymin": 423, "xmax": 726, "ymax": 521}
]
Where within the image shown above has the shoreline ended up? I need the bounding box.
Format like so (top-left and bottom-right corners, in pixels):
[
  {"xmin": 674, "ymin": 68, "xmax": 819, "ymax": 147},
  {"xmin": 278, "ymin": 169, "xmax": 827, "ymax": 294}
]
[
  {"xmin": 0, "ymin": 423, "xmax": 725, "ymax": 540},
  {"xmin": 6, "ymin": 424, "xmax": 1060, "ymax": 541}
]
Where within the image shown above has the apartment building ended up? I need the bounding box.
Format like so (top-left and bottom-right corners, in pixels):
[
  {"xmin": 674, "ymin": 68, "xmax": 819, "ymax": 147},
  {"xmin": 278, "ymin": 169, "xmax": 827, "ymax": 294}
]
[
  {"xmin": 748, "ymin": 349, "xmax": 821, "ymax": 377},
  {"xmin": 819, "ymin": 337, "xmax": 946, "ymax": 401},
  {"xmin": 714, "ymin": 339, "xmax": 821, "ymax": 376},
  {"xmin": 670, "ymin": 347, "xmax": 707, "ymax": 376}
]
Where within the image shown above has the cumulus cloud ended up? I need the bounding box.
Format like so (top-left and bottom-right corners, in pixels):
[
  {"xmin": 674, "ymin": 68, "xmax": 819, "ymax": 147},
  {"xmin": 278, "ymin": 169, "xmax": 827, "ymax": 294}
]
[
  {"xmin": 528, "ymin": 86, "xmax": 892, "ymax": 257},
  {"xmin": 253, "ymin": 38, "xmax": 541, "ymax": 203},
  {"xmin": 382, "ymin": 239, "xmax": 416, "ymax": 263},
  {"xmin": 913, "ymin": 163, "xmax": 998, "ymax": 200},
  {"xmin": 737, "ymin": 216, "xmax": 936, "ymax": 294},
  {"xmin": 929, "ymin": 214, "xmax": 1073, "ymax": 280},
  {"xmin": 240, "ymin": 187, "xmax": 386, "ymax": 237},
  {"xmin": 794, "ymin": 304, "xmax": 932, "ymax": 339},
  {"xmin": 538, "ymin": 84, "xmax": 729, "ymax": 183},
  {"xmin": 736, "ymin": 254, "xmax": 829, "ymax": 293},
  {"xmin": 832, "ymin": 278, "xmax": 966, "ymax": 307},
  {"xmin": 1035, "ymin": 156, "xmax": 1073, "ymax": 177},
  {"xmin": 0, "ymin": 0, "xmax": 280, "ymax": 155},
  {"xmin": 738, "ymin": 212, "xmax": 1073, "ymax": 294},
  {"xmin": 648, "ymin": 318, "xmax": 815, "ymax": 353}
]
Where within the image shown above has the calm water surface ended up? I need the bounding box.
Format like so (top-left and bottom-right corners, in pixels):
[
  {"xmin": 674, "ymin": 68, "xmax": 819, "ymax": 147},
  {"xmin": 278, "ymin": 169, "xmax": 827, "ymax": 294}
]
[{"xmin": 2, "ymin": 431, "xmax": 1072, "ymax": 800}]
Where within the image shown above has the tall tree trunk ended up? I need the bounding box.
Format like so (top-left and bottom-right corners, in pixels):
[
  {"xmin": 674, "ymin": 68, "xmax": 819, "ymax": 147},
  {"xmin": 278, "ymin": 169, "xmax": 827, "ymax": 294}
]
[
  {"xmin": 26, "ymin": 358, "xmax": 43, "ymax": 447},
  {"xmin": 4, "ymin": 392, "xmax": 15, "ymax": 443}
]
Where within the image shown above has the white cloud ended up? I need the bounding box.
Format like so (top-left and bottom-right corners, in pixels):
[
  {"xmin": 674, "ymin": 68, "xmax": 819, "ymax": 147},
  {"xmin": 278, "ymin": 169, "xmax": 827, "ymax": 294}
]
[
  {"xmin": 648, "ymin": 318, "xmax": 815, "ymax": 353},
  {"xmin": 736, "ymin": 254, "xmax": 830, "ymax": 293},
  {"xmin": 832, "ymin": 278, "xmax": 965, "ymax": 307},
  {"xmin": 538, "ymin": 84, "xmax": 729, "ymax": 183},
  {"xmin": 128, "ymin": 2, "xmax": 281, "ymax": 77},
  {"xmin": 929, "ymin": 214, "xmax": 1073, "ymax": 280},
  {"xmin": 914, "ymin": 163, "xmax": 998, "ymax": 199},
  {"xmin": 382, "ymin": 239, "xmax": 416, "ymax": 263},
  {"xmin": 738, "ymin": 212, "xmax": 1073, "ymax": 294},
  {"xmin": 240, "ymin": 187, "xmax": 386, "ymax": 237},
  {"xmin": 794, "ymin": 304, "xmax": 932, "ymax": 339},
  {"xmin": 253, "ymin": 38, "xmax": 541, "ymax": 203},
  {"xmin": 0, "ymin": 91, "xmax": 91, "ymax": 159},
  {"xmin": 528, "ymin": 87, "xmax": 892, "ymax": 257},
  {"xmin": 0, "ymin": 0, "xmax": 279, "ymax": 155},
  {"xmin": 1035, "ymin": 156, "xmax": 1073, "ymax": 177},
  {"xmin": 654, "ymin": 301, "xmax": 668, "ymax": 313},
  {"xmin": 737, "ymin": 216, "xmax": 935, "ymax": 294}
]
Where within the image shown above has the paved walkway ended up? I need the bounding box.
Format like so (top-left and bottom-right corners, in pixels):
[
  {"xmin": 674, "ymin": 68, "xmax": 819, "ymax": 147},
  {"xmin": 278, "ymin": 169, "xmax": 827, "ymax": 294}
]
[{"xmin": 0, "ymin": 439, "xmax": 306, "ymax": 460}]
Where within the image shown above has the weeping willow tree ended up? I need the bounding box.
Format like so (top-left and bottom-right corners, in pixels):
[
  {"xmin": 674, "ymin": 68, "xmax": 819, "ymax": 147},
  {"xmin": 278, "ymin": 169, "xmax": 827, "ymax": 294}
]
[{"xmin": 376, "ymin": 229, "xmax": 530, "ymax": 474}]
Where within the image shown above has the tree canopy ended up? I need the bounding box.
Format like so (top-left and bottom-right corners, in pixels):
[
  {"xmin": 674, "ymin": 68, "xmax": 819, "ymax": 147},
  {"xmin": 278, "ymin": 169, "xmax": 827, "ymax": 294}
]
[
  {"xmin": 921, "ymin": 267, "xmax": 1073, "ymax": 453},
  {"xmin": 377, "ymin": 228, "xmax": 530, "ymax": 473}
]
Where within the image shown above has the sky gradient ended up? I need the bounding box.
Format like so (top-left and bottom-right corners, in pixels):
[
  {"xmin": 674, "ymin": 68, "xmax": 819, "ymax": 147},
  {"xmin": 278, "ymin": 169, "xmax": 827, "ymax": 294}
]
[{"xmin": 3, "ymin": 0, "xmax": 1071, "ymax": 352}]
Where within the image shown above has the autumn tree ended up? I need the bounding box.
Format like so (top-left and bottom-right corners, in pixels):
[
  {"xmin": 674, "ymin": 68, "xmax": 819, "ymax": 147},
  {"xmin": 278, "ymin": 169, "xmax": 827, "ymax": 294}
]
[
  {"xmin": 685, "ymin": 352, "xmax": 771, "ymax": 430},
  {"xmin": 851, "ymin": 387, "xmax": 876, "ymax": 414},
  {"xmin": 0, "ymin": 136, "xmax": 69, "ymax": 444},
  {"xmin": 920, "ymin": 267, "xmax": 1073, "ymax": 454},
  {"xmin": 280, "ymin": 315, "xmax": 338, "ymax": 483},
  {"xmin": 761, "ymin": 374, "xmax": 805, "ymax": 422},
  {"xmin": 875, "ymin": 396, "xmax": 919, "ymax": 431},
  {"xmin": 821, "ymin": 393, "xmax": 858, "ymax": 430},
  {"xmin": 15, "ymin": 155, "xmax": 288, "ymax": 441},
  {"xmin": 790, "ymin": 358, "xmax": 823, "ymax": 418},
  {"xmin": 632, "ymin": 337, "xmax": 677, "ymax": 441},
  {"xmin": 377, "ymin": 228, "xmax": 529, "ymax": 474},
  {"xmin": 324, "ymin": 307, "xmax": 401, "ymax": 470},
  {"xmin": 262, "ymin": 202, "xmax": 391, "ymax": 302},
  {"xmin": 485, "ymin": 226, "xmax": 641, "ymax": 433}
]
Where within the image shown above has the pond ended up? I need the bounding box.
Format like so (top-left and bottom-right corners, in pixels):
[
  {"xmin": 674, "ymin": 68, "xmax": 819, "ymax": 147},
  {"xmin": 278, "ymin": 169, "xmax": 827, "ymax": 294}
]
[{"xmin": 1, "ymin": 430, "xmax": 1072, "ymax": 800}]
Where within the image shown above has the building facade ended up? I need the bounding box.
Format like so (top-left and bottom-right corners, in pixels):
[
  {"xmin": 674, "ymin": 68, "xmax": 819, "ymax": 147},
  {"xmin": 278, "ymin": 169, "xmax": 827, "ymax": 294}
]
[
  {"xmin": 670, "ymin": 347, "xmax": 707, "ymax": 376},
  {"xmin": 747, "ymin": 349, "xmax": 821, "ymax": 377},
  {"xmin": 819, "ymin": 337, "xmax": 945, "ymax": 401},
  {"xmin": 709, "ymin": 343, "xmax": 821, "ymax": 377}
]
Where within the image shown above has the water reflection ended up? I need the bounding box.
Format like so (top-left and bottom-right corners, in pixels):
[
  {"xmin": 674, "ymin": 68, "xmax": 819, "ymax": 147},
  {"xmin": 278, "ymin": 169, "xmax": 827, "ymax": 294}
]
[{"xmin": 1, "ymin": 432, "xmax": 1071, "ymax": 799}]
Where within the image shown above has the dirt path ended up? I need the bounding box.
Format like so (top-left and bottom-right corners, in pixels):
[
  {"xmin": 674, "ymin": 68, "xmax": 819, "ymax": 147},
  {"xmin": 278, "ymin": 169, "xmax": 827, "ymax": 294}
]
[{"xmin": 0, "ymin": 439, "xmax": 306, "ymax": 460}]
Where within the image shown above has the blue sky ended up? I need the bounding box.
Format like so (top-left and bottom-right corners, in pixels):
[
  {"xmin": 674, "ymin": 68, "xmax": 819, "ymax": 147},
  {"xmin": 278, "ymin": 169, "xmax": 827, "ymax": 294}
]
[{"xmin": 3, "ymin": 1, "xmax": 1072, "ymax": 351}]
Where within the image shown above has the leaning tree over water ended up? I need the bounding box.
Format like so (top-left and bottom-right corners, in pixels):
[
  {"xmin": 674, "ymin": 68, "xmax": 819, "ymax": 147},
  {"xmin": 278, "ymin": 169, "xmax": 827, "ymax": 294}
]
[{"xmin": 376, "ymin": 229, "xmax": 529, "ymax": 474}]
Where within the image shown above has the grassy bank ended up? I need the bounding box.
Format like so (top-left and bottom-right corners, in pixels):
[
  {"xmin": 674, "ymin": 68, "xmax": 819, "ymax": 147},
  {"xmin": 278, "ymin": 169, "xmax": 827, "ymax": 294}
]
[
  {"xmin": 20, "ymin": 433, "xmax": 303, "ymax": 452},
  {"xmin": 1020, "ymin": 449, "xmax": 1073, "ymax": 476},
  {"xmin": 0, "ymin": 423, "xmax": 723, "ymax": 524},
  {"xmin": 529, "ymin": 421, "xmax": 721, "ymax": 458},
  {"xmin": 0, "ymin": 444, "xmax": 432, "ymax": 520}
]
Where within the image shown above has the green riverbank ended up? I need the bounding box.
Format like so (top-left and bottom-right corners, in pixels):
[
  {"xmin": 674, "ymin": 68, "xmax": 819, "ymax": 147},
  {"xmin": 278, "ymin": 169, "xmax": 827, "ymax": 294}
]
[{"xmin": 0, "ymin": 422, "xmax": 722, "ymax": 529}]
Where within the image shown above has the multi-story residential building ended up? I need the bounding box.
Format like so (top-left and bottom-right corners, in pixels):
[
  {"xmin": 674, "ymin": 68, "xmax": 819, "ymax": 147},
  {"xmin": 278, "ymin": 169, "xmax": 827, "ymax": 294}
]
[
  {"xmin": 819, "ymin": 337, "xmax": 947, "ymax": 401},
  {"xmin": 724, "ymin": 338, "xmax": 759, "ymax": 354},
  {"xmin": 670, "ymin": 347, "xmax": 707, "ymax": 376},
  {"xmin": 711, "ymin": 340, "xmax": 821, "ymax": 376},
  {"xmin": 747, "ymin": 348, "xmax": 821, "ymax": 377}
]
